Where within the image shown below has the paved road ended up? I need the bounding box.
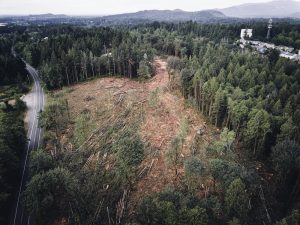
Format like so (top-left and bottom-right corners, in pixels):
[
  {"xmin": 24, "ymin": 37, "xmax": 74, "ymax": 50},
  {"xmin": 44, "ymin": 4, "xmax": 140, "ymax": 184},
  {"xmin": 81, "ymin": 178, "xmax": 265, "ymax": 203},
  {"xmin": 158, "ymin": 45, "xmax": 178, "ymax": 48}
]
[{"xmin": 11, "ymin": 63, "xmax": 45, "ymax": 225}]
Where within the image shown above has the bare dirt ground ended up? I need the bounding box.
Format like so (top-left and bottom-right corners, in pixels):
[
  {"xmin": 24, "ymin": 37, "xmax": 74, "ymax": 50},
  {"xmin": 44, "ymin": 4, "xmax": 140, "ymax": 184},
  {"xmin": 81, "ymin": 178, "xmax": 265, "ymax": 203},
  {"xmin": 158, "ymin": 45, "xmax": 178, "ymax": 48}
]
[
  {"xmin": 129, "ymin": 59, "xmax": 212, "ymax": 213},
  {"xmin": 58, "ymin": 57, "xmax": 214, "ymax": 215}
]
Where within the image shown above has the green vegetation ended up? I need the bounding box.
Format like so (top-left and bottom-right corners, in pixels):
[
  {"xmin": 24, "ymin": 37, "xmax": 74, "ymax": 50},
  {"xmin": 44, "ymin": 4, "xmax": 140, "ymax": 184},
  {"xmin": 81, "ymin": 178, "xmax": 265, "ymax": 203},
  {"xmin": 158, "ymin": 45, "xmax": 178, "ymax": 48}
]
[
  {"xmin": 136, "ymin": 190, "xmax": 209, "ymax": 225},
  {"xmin": 184, "ymin": 157, "xmax": 205, "ymax": 191},
  {"xmin": 113, "ymin": 128, "xmax": 144, "ymax": 185},
  {"xmin": 0, "ymin": 38, "xmax": 28, "ymax": 86},
  {"xmin": 0, "ymin": 103, "xmax": 26, "ymax": 224},
  {"xmin": 224, "ymin": 179, "xmax": 249, "ymax": 221},
  {"xmin": 23, "ymin": 167, "xmax": 77, "ymax": 224},
  {"xmin": 148, "ymin": 88, "xmax": 160, "ymax": 108},
  {"xmin": 166, "ymin": 118, "xmax": 189, "ymax": 177},
  {"xmin": 15, "ymin": 26, "xmax": 156, "ymax": 89},
  {"xmin": 0, "ymin": 35, "xmax": 28, "ymax": 224},
  {"xmin": 0, "ymin": 20, "xmax": 299, "ymax": 225},
  {"xmin": 23, "ymin": 92, "xmax": 145, "ymax": 225}
]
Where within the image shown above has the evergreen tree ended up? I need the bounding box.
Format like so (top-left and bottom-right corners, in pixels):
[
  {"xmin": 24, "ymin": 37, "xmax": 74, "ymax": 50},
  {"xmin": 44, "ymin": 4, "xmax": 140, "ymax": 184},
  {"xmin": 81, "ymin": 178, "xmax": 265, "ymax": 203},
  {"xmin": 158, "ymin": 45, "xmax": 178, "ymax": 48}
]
[{"xmin": 224, "ymin": 178, "xmax": 249, "ymax": 220}]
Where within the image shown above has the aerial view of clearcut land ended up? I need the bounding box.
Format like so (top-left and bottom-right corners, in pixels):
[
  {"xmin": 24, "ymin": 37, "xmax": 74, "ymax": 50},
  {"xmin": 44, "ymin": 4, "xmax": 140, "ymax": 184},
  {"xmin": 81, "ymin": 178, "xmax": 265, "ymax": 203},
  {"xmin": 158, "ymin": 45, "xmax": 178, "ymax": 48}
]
[{"xmin": 0, "ymin": 0, "xmax": 300, "ymax": 225}]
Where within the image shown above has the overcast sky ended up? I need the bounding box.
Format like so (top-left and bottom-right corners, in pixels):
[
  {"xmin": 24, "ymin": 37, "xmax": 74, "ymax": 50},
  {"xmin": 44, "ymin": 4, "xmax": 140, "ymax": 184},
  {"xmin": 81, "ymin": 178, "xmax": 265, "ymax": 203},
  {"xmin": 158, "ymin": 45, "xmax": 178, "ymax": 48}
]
[{"xmin": 0, "ymin": 0, "xmax": 281, "ymax": 15}]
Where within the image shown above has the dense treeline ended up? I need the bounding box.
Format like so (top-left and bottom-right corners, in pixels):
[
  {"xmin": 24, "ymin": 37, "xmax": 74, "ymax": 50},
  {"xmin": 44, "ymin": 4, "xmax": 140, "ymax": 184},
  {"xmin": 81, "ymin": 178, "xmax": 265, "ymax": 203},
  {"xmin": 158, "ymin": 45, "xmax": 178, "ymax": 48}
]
[
  {"xmin": 10, "ymin": 21, "xmax": 298, "ymax": 89},
  {"xmin": 0, "ymin": 99, "xmax": 27, "ymax": 224},
  {"xmin": 166, "ymin": 35, "xmax": 300, "ymax": 224},
  {"xmin": 15, "ymin": 22, "xmax": 300, "ymax": 90},
  {"xmin": 15, "ymin": 26, "xmax": 156, "ymax": 89},
  {"xmin": 135, "ymin": 21, "xmax": 300, "ymax": 49},
  {"xmin": 10, "ymin": 21, "xmax": 300, "ymax": 225},
  {"xmin": 0, "ymin": 37, "xmax": 28, "ymax": 86},
  {"xmin": 183, "ymin": 43, "xmax": 300, "ymax": 154},
  {"xmin": 250, "ymin": 22, "xmax": 300, "ymax": 48},
  {"xmin": 0, "ymin": 37, "xmax": 28, "ymax": 224}
]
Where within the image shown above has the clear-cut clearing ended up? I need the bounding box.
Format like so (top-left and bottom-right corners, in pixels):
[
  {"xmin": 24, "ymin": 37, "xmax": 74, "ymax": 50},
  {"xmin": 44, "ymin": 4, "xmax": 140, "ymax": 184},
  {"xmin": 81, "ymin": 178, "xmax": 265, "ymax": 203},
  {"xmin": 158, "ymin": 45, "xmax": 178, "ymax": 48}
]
[{"xmin": 54, "ymin": 57, "xmax": 216, "ymax": 215}]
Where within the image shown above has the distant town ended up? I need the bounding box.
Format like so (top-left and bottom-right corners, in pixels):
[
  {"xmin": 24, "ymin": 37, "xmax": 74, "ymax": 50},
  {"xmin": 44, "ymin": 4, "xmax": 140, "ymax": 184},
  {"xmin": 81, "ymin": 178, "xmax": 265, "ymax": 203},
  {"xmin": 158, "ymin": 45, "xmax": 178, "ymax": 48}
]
[{"xmin": 239, "ymin": 19, "xmax": 300, "ymax": 61}]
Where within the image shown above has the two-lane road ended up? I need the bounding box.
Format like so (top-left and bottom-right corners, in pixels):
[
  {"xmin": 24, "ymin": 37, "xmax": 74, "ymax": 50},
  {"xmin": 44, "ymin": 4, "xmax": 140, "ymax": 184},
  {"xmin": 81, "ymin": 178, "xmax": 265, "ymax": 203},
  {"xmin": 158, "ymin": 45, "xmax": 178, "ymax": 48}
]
[{"xmin": 12, "ymin": 63, "xmax": 45, "ymax": 225}]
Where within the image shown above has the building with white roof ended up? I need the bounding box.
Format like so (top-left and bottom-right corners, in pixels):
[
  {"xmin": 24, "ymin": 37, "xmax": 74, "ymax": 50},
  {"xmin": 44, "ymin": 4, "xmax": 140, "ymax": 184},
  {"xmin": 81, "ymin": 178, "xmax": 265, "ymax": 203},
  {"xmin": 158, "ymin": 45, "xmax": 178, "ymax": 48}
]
[
  {"xmin": 280, "ymin": 52, "xmax": 299, "ymax": 60},
  {"xmin": 240, "ymin": 29, "xmax": 253, "ymax": 39}
]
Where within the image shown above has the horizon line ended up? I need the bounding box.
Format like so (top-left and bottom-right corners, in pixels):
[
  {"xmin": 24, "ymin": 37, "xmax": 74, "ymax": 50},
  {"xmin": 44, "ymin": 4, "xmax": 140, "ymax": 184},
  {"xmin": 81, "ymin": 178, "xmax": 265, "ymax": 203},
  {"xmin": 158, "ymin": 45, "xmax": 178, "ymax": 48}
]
[{"xmin": 0, "ymin": 9, "xmax": 223, "ymax": 17}]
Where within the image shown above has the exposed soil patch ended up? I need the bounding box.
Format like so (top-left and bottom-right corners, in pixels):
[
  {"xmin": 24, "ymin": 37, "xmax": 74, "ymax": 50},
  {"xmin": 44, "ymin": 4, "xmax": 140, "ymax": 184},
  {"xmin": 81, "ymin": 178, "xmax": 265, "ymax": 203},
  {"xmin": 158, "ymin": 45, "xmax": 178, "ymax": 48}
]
[
  {"xmin": 57, "ymin": 57, "xmax": 214, "ymax": 216},
  {"xmin": 130, "ymin": 60, "xmax": 212, "ymax": 214}
]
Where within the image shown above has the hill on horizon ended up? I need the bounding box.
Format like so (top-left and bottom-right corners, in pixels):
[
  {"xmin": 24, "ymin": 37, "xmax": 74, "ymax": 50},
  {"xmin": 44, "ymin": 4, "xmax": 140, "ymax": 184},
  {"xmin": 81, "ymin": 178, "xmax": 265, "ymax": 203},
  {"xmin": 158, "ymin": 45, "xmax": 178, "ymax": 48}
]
[
  {"xmin": 3, "ymin": 1, "xmax": 300, "ymax": 21},
  {"xmin": 101, "ymin": 9, "xmax": 226, "ymax": 22},
  {"xmin": 219, "ymin": 0, "xmax": 300, "ymax": 18}
]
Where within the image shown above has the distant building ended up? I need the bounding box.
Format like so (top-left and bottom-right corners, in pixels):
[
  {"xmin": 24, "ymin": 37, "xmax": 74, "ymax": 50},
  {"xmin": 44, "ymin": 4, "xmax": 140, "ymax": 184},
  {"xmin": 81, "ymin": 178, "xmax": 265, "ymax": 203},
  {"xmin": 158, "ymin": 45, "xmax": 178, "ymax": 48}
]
[
  {"xmin": 240, "ymin": 29, "xmax": 253, "ymax": 39},
  {"xmin": 277, "ymin": 45, "xmax": 294, "ymax": 53},
  {"xmin": 264, "ymin": 43, "xmax": 275, "ymax": 49},
  {"xmin": 280, "ymin": 52, "xmax": 293, "ymax": 59},
  {"xmin": 238, "ymin": 28, "xmax": 300, "ymax": 62},
  {"xmin": 280, "ymin": 52, "xmax": 299, "ymax": 60}
]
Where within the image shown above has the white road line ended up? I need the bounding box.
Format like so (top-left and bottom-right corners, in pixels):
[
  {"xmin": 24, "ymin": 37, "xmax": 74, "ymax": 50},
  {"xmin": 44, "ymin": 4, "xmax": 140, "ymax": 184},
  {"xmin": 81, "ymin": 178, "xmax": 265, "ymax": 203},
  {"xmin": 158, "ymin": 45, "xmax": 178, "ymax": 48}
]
[
  {"xmin": 36, "ymin": 69, "xmax": 44, "ymax": 150},
  {"xmin": 36, "ymin": 71, "xmax": 41, "ymax": 147},
  {"xmin": 31, "ymin": 85, "xmax": 39, "ymax": 150},
  {"xmin": 38, "ymin": 83, "xmax": 45, "ymax": 150},
  {"xmin": 30, "ymin": 67, "xmax": 39, "ymax": 150},
  {"xmin": 25, "ymin": 93, "xmax": 33, "ymax": 138},
  {"xmin": 36, "ymin": 77, "xmax": 41, "ymax": 150}
]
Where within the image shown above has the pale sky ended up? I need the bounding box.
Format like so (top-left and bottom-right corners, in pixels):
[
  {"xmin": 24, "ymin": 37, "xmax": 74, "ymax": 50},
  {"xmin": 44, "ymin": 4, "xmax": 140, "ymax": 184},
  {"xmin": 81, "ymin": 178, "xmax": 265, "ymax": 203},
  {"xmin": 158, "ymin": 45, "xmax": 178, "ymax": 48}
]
[{"xmin": 0, "ymin": 0, "xmax": 277, "ymax": 15}]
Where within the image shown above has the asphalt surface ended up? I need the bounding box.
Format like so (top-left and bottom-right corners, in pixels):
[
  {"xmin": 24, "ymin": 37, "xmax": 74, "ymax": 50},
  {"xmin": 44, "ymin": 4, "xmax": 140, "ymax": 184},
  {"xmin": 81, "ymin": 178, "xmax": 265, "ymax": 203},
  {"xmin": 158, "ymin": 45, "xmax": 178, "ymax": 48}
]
[{"xmin": 11, "ymin": 63, "xmax": 45, "ymax": 225}]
